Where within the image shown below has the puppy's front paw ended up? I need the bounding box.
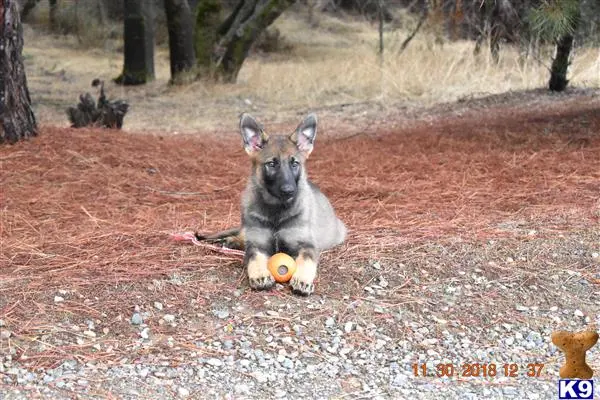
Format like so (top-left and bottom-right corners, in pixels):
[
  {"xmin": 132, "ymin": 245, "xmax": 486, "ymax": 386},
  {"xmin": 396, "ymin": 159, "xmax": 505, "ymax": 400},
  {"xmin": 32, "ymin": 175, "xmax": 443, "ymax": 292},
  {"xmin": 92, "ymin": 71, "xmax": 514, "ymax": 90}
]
[
  {"xmin": 290, "ymin": 252, "xmax": 317, "ymax": 296},
  {"xmin": 290, "ymin": 276, "xmax": 314, "ymax": 296},
  {"xmin": 249, "ymin": 275, "xmax": 276, "ymax": 290},
  {"xmin": 247, "ymin": 252, "xmax": 275, "ymax": 291}
]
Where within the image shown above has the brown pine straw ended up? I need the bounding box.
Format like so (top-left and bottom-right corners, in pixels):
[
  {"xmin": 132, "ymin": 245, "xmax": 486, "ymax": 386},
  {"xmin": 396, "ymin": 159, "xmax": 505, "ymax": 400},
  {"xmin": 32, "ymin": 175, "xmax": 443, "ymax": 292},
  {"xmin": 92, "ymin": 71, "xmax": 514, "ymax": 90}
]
[{"xmin": 1, "ymin": 102, "xmax": 599, "ymax": 368}]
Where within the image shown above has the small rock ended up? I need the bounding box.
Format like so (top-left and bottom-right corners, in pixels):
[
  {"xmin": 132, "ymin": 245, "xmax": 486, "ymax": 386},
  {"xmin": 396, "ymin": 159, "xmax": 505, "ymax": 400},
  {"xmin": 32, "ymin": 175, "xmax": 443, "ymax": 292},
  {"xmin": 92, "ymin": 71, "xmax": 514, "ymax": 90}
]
[
  {"xmin": 505, "ymin": 337, "xmax": 515, "ymax": 346},
  {"xmin": 574, "ymin": 310, "xmax": 584, "ymax": 318},
  {"xmin": 253, "ymin": 371, "xmax": 268, "ymax": 383},
  {"xmin": 445, "ymin": 286, "xmax": 457, "ymax": 294},
  {"xmin": 131, "ymin": 313, "xmax": 143, "ymax": 325},
  {"xmin": 140, "ymin": 328, "xmax": 150, "ymax": 339},
  {"xmin": 421, "ymin": 338, "xmax": 438, "ymax": 346},
  {"xmin": 0, "ymin": 330, "xmax": 11, "ymax": 339},
  {"xmin": 325, "ymin": 317, "xmax": 335, "ymax": 327},
  {"xmin": 235, "ymin": 383, "xmax": 250, "ymax": 394},
  {"xmin": 212, "ymin": 310, "xmax": 229, "ymax": 319},
  {"xmin": 0, "ymin": 319, "xmax": 5, "ymax": 327},
  {"xmin": 83, "ymin": 330, "xmax": 96, "ymax": 338},
  {"xmin": 344, "ymin": 322, "xmax": 354, "ymax": 333},
  {"xmin": 178, "ymin": 387, "xmax": 190, "ymax": 397},
  {"xmin": 54, "ymin": 296, "xmax": 65, "ymax": 303},
  {"xmin": 274, "ymin": 389, "xmax": 287, "ymax": 398},
  {"xmin": 281, "ymin": 336, "xmax": 293, "ymax": 345},
  {"xmin": 163, "ymin": 314, "xmax": 176, "ymax": 323},
  {"xmin": 239, "ymin": 359, "xmax": 251, "ymax": 368},
  {"xmin": 206, "ymin": 358, "xmax": 223, "ymax": 367},
  {"xmin": 154, "ymin": 302, "xmax": 163, "ymax": 310},
  {"xmin": 515, "ymin": 305, "xmax": 529, "ymax": 312}
]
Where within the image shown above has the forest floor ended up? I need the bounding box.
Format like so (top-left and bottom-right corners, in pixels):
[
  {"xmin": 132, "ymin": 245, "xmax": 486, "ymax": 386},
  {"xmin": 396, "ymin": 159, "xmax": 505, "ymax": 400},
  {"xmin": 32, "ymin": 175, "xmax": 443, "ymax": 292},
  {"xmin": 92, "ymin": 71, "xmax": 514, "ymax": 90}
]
[
  {"xmin": 3, "ymin": 6, "xmax": 600, "ymax": 398},
  {"xmin": 1, "ymin": 89, "xmax": 599, "ymax": 399}
]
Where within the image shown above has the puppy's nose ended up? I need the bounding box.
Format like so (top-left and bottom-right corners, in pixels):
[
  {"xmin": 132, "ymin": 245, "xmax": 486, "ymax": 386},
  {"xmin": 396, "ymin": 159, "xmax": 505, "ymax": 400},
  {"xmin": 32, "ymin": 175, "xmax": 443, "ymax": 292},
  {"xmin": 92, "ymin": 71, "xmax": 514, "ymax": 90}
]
[{"xmin": 280, "ymin": 184, "xmax": 295, "ymax": 197}]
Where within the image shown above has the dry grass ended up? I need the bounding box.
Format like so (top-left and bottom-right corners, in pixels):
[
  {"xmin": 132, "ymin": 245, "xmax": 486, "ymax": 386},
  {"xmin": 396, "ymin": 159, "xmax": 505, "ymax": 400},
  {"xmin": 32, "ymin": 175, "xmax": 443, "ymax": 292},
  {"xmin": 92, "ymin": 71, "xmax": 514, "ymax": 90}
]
[{"xmin": 22, "ymin": 11, "xmax": 600, "ymax": 133}]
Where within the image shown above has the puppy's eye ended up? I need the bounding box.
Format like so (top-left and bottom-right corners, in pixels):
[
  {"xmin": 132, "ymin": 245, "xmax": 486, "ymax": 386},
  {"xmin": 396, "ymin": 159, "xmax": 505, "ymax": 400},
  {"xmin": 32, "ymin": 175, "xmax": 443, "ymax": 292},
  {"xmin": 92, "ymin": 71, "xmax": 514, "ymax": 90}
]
[
  {"xmin": 266, "ymin": 161, "xmax": 276, "ymax": 168},
  {"xmin": 291, "ymin": 160, "xmax": 300, "ymax": 168}
]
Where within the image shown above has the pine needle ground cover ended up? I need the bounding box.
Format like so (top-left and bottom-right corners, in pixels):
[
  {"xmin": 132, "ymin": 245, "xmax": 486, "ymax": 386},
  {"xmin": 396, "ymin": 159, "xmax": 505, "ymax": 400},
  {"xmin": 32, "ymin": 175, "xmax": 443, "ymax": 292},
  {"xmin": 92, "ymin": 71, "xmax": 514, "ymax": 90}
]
[{"xmin": 0, "ymin": 95, "xmax": 598, "ymax": 397}]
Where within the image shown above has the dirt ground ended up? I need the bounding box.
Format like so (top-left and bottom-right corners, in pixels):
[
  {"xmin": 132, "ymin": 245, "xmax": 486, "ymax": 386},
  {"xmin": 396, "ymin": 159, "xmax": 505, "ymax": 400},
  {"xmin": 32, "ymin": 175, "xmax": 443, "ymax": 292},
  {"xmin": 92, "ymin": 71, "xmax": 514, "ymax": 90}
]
[{"xmin": 1, "ymin": 92, "xmax": 599, "ymax": 398}]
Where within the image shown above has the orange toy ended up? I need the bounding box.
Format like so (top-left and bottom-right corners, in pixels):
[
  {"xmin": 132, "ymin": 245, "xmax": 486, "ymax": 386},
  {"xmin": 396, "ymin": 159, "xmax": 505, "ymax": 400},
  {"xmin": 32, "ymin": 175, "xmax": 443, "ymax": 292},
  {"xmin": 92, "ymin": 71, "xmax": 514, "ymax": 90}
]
[{"xmin": 267, "ymin": 253, "xmax": 297, "ymax": 283}]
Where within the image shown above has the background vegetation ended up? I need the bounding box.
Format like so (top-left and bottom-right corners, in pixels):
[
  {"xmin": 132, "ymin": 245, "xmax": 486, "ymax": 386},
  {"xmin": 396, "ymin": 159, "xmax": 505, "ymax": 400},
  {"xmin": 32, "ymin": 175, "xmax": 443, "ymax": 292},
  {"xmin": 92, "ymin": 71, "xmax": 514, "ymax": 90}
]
[{"xmin": 17, "ymin": 0, "xmax": 600, "ymax": 132}]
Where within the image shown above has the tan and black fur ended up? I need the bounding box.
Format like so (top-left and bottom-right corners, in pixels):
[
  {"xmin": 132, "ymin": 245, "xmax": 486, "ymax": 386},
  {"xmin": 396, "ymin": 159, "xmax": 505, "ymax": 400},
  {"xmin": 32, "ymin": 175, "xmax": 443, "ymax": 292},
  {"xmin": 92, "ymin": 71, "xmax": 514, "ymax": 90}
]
[{"xmin": 201, "ymin": 113, "xmax": 346, "ymax": 296}]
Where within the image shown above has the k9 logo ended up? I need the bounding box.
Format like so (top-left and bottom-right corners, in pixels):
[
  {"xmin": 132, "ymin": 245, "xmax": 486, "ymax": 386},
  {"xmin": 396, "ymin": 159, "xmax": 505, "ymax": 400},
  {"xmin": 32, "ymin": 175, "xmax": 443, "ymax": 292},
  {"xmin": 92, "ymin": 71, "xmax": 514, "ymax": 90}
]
[{"xmin": 558, "ymin": 380, "xmax": 594, "ymax": 400}]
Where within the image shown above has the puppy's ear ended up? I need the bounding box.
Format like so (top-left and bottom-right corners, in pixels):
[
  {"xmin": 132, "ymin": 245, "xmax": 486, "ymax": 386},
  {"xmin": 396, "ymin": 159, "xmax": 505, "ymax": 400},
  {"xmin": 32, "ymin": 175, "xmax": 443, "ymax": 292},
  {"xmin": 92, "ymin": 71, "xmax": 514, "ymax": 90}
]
[
  {"xmin": 290, "ymin": 113, "xmax": 317, "ymax": 157},
  {"xmin": 240, "ymin": 113, "xmax": 268, "ymax": 155}
]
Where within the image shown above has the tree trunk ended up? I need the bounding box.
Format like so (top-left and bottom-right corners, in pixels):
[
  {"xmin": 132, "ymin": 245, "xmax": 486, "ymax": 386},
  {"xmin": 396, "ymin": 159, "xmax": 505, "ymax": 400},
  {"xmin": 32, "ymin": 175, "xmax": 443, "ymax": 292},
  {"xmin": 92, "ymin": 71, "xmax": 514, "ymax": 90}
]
[
  {"xmin": 398, "ymin": 0, "xmax": 427, "ymax": 55},
  {"xmin": 195, "ymin": 0, "xmax": 222, "ymax": 74},
  {"xmin": 214, "ymin": 0, "xmax": 296, "ymax": 82},
  {"xmin": 548, "ymin": 0, "xmax": 580, "ymax": 92},
  {"xmin": 325, "ymin": 0, "xmax": 392, "ymax": 21},
  {"xmin": 20, "ymin": 0, "xmax": 40, "ymax": 21},
  {"xmin": 195, "ymin": 0, "xmax": 295, "ymax": 82},
  {"xmin": 0, "ymin": 0, "xmax": 37, "ymax": 144},
  {"xmin": 114, "ymin": 0, "xmax": 155, "ymax": 85},
  {"xmin": 48, "ymin": 0, "xmax": 57, "ymax": 30},
  {"xmin": 548, "ymin": 33, "xmax": 574, "ymax": 92},
  {"xmin": 165, "ymin": 0, "xmax": 196, "ymax": 83}
]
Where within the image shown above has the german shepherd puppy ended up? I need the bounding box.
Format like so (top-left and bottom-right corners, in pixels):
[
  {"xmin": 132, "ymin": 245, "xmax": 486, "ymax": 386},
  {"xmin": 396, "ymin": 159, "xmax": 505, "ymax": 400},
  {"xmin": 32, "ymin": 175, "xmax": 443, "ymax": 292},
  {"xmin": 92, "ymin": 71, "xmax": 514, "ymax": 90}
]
[{"xmin": 201, "ymin": 113, "xmax": 346, "ymax": 296}]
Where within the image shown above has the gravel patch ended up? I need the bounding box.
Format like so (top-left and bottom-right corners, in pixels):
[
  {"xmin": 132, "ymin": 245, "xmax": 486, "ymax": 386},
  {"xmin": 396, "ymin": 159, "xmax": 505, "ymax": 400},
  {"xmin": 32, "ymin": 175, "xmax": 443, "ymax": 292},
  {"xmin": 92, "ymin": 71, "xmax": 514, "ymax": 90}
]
[{"xmin": 2, "ymin": 234, "xmax": 598, "ymax": 399}]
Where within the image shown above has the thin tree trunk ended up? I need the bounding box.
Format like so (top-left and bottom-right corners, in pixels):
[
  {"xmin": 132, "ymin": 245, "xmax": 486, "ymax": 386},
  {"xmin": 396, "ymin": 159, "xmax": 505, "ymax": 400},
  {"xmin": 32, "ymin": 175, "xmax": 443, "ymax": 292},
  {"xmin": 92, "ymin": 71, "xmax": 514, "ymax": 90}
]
[
  {"xmin": 195, "ymin": 0, "xmax": 222, "ymax": 74},
  {"xmin": 398, "ymin": 0, "xmax": 427, "ymax": 55},
  {"xmin": 378, "ymin": 0, "xmax": 384, "ymax": 60},
  {"xmin": 548, "ymin": 0, "xmax": 580, "ymax": 92},
  {"xmin": 96, "ymin": 0, "xmax": 107, "ymax": 27},
  {"xmin": 48, "ymin": 0, "xmax": 57, "ymax": 30},
  {"xmin": 115, "ymin": 0, "xmax": 155, "ymax": 85},
  {"xmin": 548, "ymin": 33, "xmax": 574, "ymax": 92},
  {"xmin": 20, "ymin": 0, "xmax": 39, "ymax": 21},
  {"xmin": 0, "ymin": 0, "xmax": 37, "ymax": 144},
  {"xmin": 195, "ymin": 0, "xmax": 295, "ymax": 82},
  {"xmin": 490, "ymin": 20, "xmax": 500, "ymax": 63},
  {"xmin": 215, "ymin": 0, "xmax": 296, "ymax": 82},
  {"xmin": 473, "ymin": 0, "xmax": 495, "ymax": 58},
  {"xmin": 165, "ymin": 0, "xmax": 196, "ymax": 83}
]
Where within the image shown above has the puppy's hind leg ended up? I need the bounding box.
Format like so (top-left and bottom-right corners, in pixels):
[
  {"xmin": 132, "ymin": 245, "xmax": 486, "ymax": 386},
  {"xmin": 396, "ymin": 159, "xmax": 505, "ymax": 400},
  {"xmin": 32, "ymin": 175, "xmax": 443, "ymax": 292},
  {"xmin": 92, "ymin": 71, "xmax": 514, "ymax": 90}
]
[{"xmin": 196, "ymin": 228, "xmax": 245, "ymax": 250}]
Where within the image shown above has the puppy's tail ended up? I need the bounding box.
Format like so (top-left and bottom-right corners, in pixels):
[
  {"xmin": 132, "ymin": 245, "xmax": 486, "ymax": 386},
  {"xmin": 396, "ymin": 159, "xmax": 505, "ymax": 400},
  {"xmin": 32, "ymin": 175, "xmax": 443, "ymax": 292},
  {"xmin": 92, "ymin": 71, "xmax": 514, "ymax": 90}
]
[{"xmin": 195, "ymin": 227, "xmax": 245, "ymax": 251}]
